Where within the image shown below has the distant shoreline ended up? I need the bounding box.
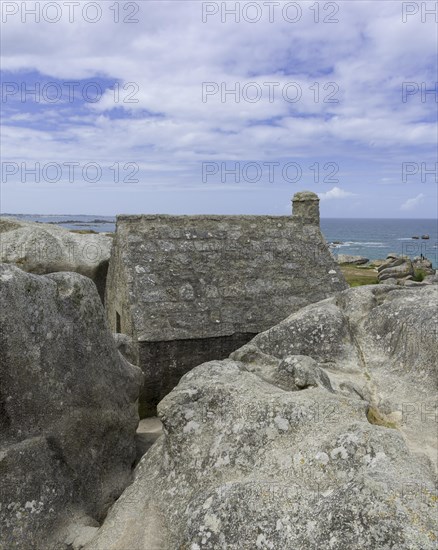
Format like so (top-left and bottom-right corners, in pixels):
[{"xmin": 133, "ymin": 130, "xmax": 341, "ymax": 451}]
[
  {"xmin": 1, "ymin": 213, "xmax": 436, "ymax": 220},
  {"xmin": 1, "ymin": 214, "xmax": 436, "ymax": 268}
]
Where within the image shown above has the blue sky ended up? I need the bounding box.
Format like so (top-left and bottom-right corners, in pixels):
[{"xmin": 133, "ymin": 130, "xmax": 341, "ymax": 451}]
[{"xmin": 1, "ymin": 0, "xmax": 437, "ymax": 217}]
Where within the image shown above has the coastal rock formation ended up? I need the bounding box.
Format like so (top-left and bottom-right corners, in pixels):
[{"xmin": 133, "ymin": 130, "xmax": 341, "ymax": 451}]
[
  {"xmin": 336, "ymin": 254, "xmax": 369, "ymax": 265},
  {"xmin": 0, "ymin": 218, "xmax": 112, "ymax": 301},
  {"xmin": 377, "ymin": 254, "xmax": 436, "ymax": 285},
  {"xmin": 0, "ymin": 265, "xmax": 143, "ymax": 550},
  {"xmin": 377, "ymin": 254, "xmax": 414, "ymax": 282},
  {"xmin": 113, "ymin": 333, "xmax": 138, "ymax": 365},
  {"xmin": 412, "ymin": 256, "xmax": 435, "ymax": 276},
  {"xmin": 85, "ymin": 284, "xmax": 438, "ymax": 550}
]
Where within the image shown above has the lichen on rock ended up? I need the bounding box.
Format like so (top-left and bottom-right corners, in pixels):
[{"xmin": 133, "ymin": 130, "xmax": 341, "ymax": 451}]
[{"xmin": 85, "ymin": 284, "xmax": 438, "ymax": 550}]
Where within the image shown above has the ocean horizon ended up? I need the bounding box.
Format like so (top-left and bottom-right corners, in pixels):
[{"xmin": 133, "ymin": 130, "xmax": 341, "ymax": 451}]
[{"xmin": 1, "ymin": 213, "xmax": 437, "ymax": 268}]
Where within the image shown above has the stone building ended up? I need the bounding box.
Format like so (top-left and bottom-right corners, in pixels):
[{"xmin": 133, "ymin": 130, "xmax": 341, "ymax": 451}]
[{"xmin": 105, "ymin": 191, "xmax": 347, "ymax": 416}]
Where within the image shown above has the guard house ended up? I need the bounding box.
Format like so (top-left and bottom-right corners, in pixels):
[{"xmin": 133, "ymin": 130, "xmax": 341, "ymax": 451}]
[{"xmin": 105, "ymin": 191, "xmax": 347, "ymax": 416}]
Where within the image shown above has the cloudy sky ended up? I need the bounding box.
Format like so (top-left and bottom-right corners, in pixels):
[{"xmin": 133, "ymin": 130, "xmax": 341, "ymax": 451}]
[{"xmin": 1, "ymin": 0, "xmax": 437, "ymax": 217}]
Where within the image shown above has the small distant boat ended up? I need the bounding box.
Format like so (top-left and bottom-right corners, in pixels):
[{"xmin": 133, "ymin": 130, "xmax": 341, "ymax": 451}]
[
  {"xmin": 411, "ymin": 236, "xmax": 419, "ymax": 239},
  {"xmin": 421, "ymin": 234, "xmax": 430, "ymax": 239}
]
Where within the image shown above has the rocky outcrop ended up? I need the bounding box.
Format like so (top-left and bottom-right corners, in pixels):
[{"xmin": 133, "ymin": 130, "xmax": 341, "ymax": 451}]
[
  {"xmin": 0, "ymin": 265, "xmax": 143, "ymax": 550},
  {"xmin": 377, "ymin": 254, "xmax": 436, "ymax": 285},
  {"xmin": 336, "ymin": 254, "xmax": 369, "ymax": 265},
  {"xmin": 377, "ymin": 254, "xmax": 414, "ymax": 282},
  {"xmin": 85, "ymin": 284, "xmax": 438, "ymax": 550},
  {"xmin": 113, "ymin": 333, "xmax": 138, "ymax": 365},
  {"xmin": 0, "ymin": 218, "xmax": 112, "ymax": 301},
  {"xmin": 412, "ymin": 256, "xmax": 435, "ymax": 276},
  {"xmin": 403, "ymin": 276, "xmax": 438, "ymax": 287}
]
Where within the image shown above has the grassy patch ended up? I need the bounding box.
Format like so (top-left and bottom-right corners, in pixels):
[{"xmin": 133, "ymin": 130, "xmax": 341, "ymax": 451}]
[
  {"xmin": 413, "ymin": 269, "xmax": 427, "ymax": 282},
  {"xmin": 339, "ymin": 264, "xmax": 379, "ymax": 287}
]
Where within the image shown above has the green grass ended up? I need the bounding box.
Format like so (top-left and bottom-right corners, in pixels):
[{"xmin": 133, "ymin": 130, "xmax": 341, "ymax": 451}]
[
  {"xmin": 339, "ymin": 264, "xmax": 379, "ymax": 287},
  {"xmin": 413, "ymin": 269, "xmax": 426, "ymax": 282}
]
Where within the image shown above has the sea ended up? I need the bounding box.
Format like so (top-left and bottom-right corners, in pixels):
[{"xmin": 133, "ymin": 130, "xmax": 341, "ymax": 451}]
[
  {"xmin": 1, "ymin": 214, "xmax": 437, "ymax": 268},
  {"xmin": 321, "ymin": 218, "xmax": 438, "ymax": 268}
]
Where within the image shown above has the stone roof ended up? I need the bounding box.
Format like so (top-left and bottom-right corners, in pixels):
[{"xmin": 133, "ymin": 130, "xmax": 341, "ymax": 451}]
[{"xmin": 107, "ymin": 202, "xmax": 348, "ymax": 342}]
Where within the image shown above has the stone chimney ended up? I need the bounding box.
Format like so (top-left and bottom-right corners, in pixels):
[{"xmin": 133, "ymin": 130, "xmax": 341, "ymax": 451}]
[{"xmin": 292, "ymin": 191, "xmax": 320, "ymax": 226}]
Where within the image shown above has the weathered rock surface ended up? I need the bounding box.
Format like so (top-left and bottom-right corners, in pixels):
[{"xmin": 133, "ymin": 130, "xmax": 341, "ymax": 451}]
[
  {"xmin": 0, "ymin": 264, "xmax": 143, "ymax": 550},
  {"xmin": 336, "ymin": 254, "xmax": 369, "ymax": 265},
  {"xmin": 86, "ymin": 284, "xmax": 438, "ymax": 550},
  {"xmin": 412, "ymin": 257, "xmax": 435, "ymax": 276},
  {"xmin": 0, "ymin": 217, "xmax": 112, "ymax": 301},
  {"xmin": 134, "ymin": 418, "xmax": 163, "ymax": 465},
  {"xmin": 113, "ymin": 333, "xmax": 138, "ymax": 365},
  {"xmin": 377, "ymin": 254, "xmax": 414, "ymax": 282},
  {"xmin": 368, "ymin": 259, "xmax": 386, "ymax": 268},
  {"xmin": 376, "ymin": 254, "xmax": 436, "ymax": 286},
  {"xmin": 424, "ymin": 274, "xmax": 438, "ymax": 284}
]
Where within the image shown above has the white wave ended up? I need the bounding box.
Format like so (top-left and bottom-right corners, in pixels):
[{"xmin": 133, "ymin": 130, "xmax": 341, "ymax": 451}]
[{"xmin": 336, "ymin": 241, "xmax": 385, "ymax": 248}]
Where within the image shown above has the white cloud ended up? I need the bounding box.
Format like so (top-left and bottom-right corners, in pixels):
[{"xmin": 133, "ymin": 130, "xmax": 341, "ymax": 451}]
[
  {"xmin": 318, "ymin": 187, "xmax": 355, "ymax": 201},
  {"xmin": 400, "ymin": 193, "xmax": 425, "ymax": 211},
  {"xmin": 1, "ymin": 1, "xmax": 436, "ymax": 215}
]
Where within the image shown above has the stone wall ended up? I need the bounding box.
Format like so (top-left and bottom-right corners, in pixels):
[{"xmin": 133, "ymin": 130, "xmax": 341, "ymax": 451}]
[
  {"xmin": 105, "ymin": 191, "xmax": 348, "ymax": 416},
  {"xmin": 138, "ymin": 333, "xmax": 256, "ymax": 416}
]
